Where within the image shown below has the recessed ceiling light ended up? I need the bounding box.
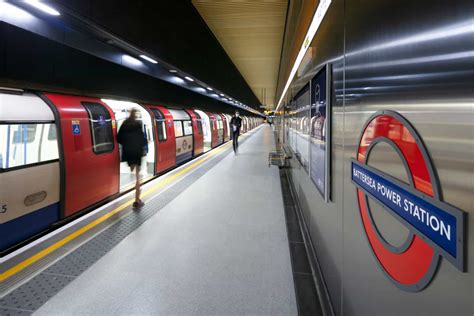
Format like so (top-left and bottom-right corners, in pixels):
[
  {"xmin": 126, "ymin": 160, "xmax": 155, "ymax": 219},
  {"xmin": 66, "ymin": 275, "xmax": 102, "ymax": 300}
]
[
  {"xmin": 220, "ymin": 93, "xmax": 225, "ymax": 97},
  {"xmin": 169, "ymin": 69, "xmax": 177, "ymax": 73},
  {"xmin": 139, "ymin": 54, "xmax": 158, "ymax": 64},
  {"xmin": 25, "ymin": 0, "xmax": 60, "ymax": 16},
  {"xmin": 122, "ymin": 54, "xmax": 142, "ymax": 66},
  {"xmin": 207, "ymin": 87, "xmax": 213, "ymax": 91},
  {"xmin": 184, "ymin": 76, "xmax": 194, "ymax": 82}
]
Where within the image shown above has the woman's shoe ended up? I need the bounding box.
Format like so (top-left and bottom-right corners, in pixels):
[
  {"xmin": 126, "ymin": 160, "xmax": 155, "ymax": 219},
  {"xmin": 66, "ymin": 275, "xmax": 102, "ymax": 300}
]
[{"xmin": 133, "ymin": 200, "xmax": 145, "ymax": 209}]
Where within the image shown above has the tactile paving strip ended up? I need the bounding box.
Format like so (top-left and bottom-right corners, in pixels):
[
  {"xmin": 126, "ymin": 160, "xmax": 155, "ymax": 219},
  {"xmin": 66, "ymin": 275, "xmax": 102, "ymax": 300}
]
[{"xmin": 0, "ymin": 134, "xmax": 256, "ymax": 314}]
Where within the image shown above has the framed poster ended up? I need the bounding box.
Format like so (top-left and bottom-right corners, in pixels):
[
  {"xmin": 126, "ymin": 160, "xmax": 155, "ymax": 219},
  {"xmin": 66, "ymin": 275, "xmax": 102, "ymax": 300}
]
[
  {"xmin": 310, "ymin": 64, "xmax": 331, "ymax": 201},
  {"xmin": 293, "ymin": 84, "xmax": 310, "ymax": 172}
]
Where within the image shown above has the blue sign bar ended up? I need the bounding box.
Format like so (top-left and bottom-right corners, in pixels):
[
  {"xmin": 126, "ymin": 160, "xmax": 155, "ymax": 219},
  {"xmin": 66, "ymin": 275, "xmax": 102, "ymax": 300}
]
[{"xmin": 352, "ymin": 161, "xmax": 457, "ymax": 257}]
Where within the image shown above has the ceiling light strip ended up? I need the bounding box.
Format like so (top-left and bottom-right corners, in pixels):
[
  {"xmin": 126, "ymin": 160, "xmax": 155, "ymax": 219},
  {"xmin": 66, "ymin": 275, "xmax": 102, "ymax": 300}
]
[
  {"xmin": 25, "ymin": 0, "xmax": 60, "ymax": 16},
  {"xmin": 139, "ymin": 54, "xmax": 158, "ymax": 64},
  {"xmin": 275, "ymin": 0, "xmax": 332, "ymax": 111}
]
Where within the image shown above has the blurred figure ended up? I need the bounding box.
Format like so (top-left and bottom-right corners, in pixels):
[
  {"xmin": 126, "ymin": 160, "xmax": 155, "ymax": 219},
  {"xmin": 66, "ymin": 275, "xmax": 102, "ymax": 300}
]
[
  {"xmin": 117, "ymin": 108, "xmax": 146, "ymax": 209},
  {"xmin": 229, "ymin": 111, "xmax": 242, "ymax": 154}
]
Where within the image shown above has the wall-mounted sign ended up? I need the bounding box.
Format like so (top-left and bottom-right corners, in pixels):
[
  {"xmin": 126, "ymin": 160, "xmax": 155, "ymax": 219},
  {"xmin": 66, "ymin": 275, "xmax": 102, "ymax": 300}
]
[
  {"xmin": 352, "ymin": 110, "xmax": 465, "ymax": 292},
  {"xmin": 310, "ymin": 64, "xmax": 331, "ymax": 201}
]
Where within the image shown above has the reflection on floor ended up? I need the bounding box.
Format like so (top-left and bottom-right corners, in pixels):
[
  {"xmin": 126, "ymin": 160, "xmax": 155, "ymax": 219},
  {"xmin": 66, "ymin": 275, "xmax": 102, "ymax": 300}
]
[{"xmin": 119, "ymin": 160, "xmax": 154, "ymax": 190}]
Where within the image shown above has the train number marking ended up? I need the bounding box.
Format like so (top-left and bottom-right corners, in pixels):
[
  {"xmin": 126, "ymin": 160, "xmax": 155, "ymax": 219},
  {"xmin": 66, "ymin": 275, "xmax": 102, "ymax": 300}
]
[{"xmin": 1, "ymin": 204, "xmax": 7, "ymax": 214}]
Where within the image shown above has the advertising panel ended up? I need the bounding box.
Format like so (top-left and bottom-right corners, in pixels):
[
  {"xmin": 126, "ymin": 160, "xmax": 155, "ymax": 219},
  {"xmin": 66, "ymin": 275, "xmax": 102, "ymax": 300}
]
[
  {"xmin": 310, "ymin": 64, "xmax": 331, "ymax": 201},
  {"xmin": 294, "ymin": 85, "xmax": 310, "ymax": 172}
]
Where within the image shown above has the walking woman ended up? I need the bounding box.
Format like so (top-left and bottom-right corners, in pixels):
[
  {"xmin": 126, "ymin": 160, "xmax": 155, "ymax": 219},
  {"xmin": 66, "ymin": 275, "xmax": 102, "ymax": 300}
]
[{"xmin": 117, "ymin": 108, "xmax": 146, "ymax": 209}]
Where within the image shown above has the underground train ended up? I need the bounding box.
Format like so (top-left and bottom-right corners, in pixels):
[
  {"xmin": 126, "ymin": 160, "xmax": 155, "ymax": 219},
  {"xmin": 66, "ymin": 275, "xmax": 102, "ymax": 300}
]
[{"xmin": 0, "ymin": 89, "xmax": 262, "ymax": 253}]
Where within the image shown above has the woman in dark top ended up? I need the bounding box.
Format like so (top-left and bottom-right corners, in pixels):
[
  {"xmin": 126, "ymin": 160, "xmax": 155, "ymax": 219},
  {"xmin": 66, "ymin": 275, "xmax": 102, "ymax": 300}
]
[{"xmin": 117, "ymin": 108, "xmax": 146, "ymax": 208}]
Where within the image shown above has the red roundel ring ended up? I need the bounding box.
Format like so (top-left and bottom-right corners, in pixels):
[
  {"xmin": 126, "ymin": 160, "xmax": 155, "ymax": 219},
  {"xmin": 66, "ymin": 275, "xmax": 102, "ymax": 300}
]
[{"xmin": 356, "ymin": 110, "xmax": 439, "ymax": 292}]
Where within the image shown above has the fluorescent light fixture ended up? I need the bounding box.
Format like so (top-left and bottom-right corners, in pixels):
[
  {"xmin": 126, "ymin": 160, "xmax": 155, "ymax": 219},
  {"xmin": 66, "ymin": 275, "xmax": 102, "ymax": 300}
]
[
  {"xmin": 170, "ymin": 76, "xmax": 185, "ymax": 84},
  {"xmin": 169, "ymin": 69, "xmax": 177, "ymax": 73},
  {"xmin": 275, "ymin": 0, "xmax": 332, "ymax": 111},
  {"xmin": 184, "ymin": 76, "xmax": 194, "ymax": 82},
  {"xmin": 25, "ymin": 0, "xmax": 60, "ymax": 16},
  {"xmin": 122, "ymin": 54, "xmax": 142, "ymax": 66},
  {"xmin": 139, "ymin": 54, "xmax": 158, "ymax": 64},
  {"xmin": 207, "ymin": 87, "xmax": 213, "ymax": 91}
]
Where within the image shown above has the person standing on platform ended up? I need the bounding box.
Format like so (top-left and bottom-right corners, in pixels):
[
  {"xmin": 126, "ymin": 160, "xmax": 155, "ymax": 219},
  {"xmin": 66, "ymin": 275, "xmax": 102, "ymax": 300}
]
[
  {"xmin": 117, "ymin": 108, "xmax": 146, "ymax": 209},
  {"xmin": 230, "ymin": 111, "xmax": 242, "ymax": 154}
]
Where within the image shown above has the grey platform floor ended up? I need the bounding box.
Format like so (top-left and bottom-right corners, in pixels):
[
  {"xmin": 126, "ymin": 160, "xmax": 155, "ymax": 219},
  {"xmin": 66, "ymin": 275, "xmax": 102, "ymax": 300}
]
[{"xmin": 34, "ymin": 125, "xmax": 297, "ymax": 315}]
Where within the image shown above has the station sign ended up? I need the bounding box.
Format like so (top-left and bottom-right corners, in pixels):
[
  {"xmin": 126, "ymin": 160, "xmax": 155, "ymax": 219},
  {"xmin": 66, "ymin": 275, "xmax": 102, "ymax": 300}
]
[{"xmin": 352, "ymin": 110, "xmax": 465, "ymax": 292}]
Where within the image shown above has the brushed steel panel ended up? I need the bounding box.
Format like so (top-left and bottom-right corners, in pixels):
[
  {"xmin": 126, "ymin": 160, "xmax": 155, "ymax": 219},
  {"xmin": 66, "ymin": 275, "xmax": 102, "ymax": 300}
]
[{"xmin": 277, "ymin": 0, "xmax": 473, "ymax": 314}]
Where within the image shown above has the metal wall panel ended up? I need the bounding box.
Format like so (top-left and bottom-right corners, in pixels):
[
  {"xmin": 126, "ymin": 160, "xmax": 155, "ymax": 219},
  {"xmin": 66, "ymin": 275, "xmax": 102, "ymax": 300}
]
[{"xmin": 279, "ymin": 0, "xmax": 473, "ymax": 314}]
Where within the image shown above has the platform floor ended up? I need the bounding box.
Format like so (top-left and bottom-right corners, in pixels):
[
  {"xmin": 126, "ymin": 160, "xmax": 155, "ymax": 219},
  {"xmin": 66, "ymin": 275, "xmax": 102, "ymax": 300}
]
[{"xmin": 34, "ymin": 125, "xmax": 297, "ymax": 315}]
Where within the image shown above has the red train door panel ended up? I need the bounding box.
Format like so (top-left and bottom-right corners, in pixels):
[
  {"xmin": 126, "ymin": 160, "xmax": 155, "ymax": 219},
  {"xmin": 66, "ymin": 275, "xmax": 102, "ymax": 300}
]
[
  {"xmin": 147, "ymin": 105, "xmax": 176, "ymax": 173},
  {"xmin": 44, "ymin": 93, "xmax": 119, "ymax": 218},
  {"xmin": 207, "ymin": 112, "xmax": 218, "ymax": 148},
  {"xmin": 186, "ymin": 109, "xmax": 204, "ymax": 156}
]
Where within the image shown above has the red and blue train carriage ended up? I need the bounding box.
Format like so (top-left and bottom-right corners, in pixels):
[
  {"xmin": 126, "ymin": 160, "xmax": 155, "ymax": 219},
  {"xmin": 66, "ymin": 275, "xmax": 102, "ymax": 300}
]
[{"xmin": 0, "ymin": 89, "xmax": 262, "ymax": 253}]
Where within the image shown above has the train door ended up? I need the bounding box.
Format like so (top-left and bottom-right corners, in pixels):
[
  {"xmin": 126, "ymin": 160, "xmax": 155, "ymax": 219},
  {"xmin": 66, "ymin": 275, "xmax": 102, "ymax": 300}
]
[
  {"xmin": 0, "ymin": 91, "xmax": 61, "ymax": 252},
  {"xmin": 44, "ymin": 93, "xmax": 119, "ymax": 218},
  {"xmin": 101, "ymin": 99, "xmax": 155, "ymax": 191},
  {"xmin": 194, "ymin": 110, "xmax": 212, "ymax": 152},
  {"xmin": 207, "ymin": 112, "xmax": 218, "ymax": 148},
  {"xmin": 186, "ymin": 109, "xmax": 204, "ymax": 156},
  {"xmin": 220, "ymin": 114, "xmax": 229, "ymax": 142},
  {"xmin": 215, "ymin": 113, "xmax": 224, "ymax": 145},
  {"xmin": 168, "ymin": 109, "xmax": 193, "ymax": 164},
  {"xmin": 147, "ymin": 105, "xmax": 175, "ymax": 174}
]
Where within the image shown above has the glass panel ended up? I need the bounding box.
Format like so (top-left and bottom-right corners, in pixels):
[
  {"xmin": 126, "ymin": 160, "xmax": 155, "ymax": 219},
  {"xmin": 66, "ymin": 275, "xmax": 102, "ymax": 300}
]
[
  {"xmin": 82, "ymin": 102, "xmax": 114, "ymax": 154},
  {"xmin": 183, "ymin": 120, "xmax": 193, "ymax": 136},
  {"xmin": 197, "ymin": 120, "xmax": 203, "ymax": 134},
  {"xmin": 0, "ymin": 123, "xmax": 59, "ymax": 170},
  {"xmin": 174, "ymin": 121, "xmax": 183, "ymax": 137},
  {"xmin": 152, "ymin": 109, "xmax": 164, "ymax": 120},
  {"xmin": 157, "ymin": 120, "xmax": 167, "ymax": 141},
  {"xmin": 12, "ymin": 124, "xmax": 36, "ymax": 144},
  {"xmin": 48, "ymin": 124, "xmax": 57, "ymax": 140},
  {"xmin": 152, "ymin": 109, "xmax": 167, "ymax": 142}
]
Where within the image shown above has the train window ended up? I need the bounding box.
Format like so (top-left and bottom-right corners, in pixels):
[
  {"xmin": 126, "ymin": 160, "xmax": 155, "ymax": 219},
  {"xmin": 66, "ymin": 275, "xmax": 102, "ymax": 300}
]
[
  {"xmin": 48, "ymin": 124, "xmax": 57, "ymax": 140},
  {"xmin": 152, "ymin": 110, "xmax": 167, "ymax": 142},
  {"xmin": 197, "ymin": 120, "xmax": 203, "ymax": 134},
  {"xmin": 12, "ymin": 125, "xmax": 36, "ymax": 144},
  {"xmin": 194, "ymin": 112, "xmax": 203, "ymax": 135},
  {"xmin": 157, "ymin": 121, "xmax": 167, "ymax": 141},
  {"xmin": 174, "ymin": 121, "xmax": 183, "ymax": 137},
  {"xmin": 183, "ymin": 121, "xmax": 193, "ymax": 136},
  {"xmin": 82, "ymin": 102, "xmax": 114, "ymax": 154},
  {"xmin": 0, "ymin": 123, "xmax": 59, "ymax": 170}
]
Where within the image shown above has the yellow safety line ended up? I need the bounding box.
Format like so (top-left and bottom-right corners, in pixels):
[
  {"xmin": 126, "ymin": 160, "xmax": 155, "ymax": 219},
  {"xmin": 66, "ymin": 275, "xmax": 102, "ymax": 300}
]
[{"xmin": 0, "ymin": 142, "xmax": 232, "ymax": 282}]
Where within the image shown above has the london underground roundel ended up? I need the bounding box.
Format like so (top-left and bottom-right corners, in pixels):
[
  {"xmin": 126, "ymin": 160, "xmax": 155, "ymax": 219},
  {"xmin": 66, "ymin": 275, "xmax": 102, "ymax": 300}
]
[{"xmin": 352, "ymin": 110, "xmax": 465, "ymax": 292}]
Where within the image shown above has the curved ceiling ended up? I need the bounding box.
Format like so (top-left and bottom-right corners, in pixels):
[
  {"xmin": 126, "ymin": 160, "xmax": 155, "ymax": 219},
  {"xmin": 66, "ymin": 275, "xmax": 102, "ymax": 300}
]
[{"xmin": 192, "ymin": 0, "xmax": 288, "ymax": 110}]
